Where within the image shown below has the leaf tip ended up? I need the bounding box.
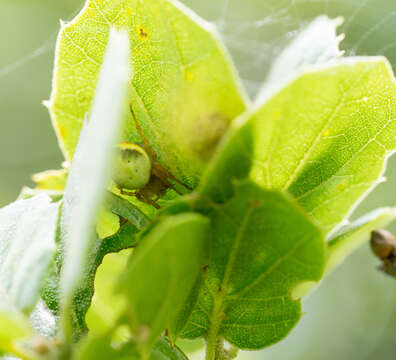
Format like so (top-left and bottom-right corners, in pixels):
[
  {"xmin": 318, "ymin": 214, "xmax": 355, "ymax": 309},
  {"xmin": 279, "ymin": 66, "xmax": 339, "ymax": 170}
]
[
  {"xmin": 290, "ymin": 281, "xmax": 318, "ymax": 300},
  {"xmin": 337, "ymin": 33, "xmax": 345, "ymax": 45},
  {"xmin": 42, "ymin": 100, "xmax": 51, "ymax": 109},
  {"xmin": 334, "ymin": 16, "xmax": 344, "ymax": 27},
  {"xmin": 168, "ymin": 0, "xmax": 215, "ymax": 33}
]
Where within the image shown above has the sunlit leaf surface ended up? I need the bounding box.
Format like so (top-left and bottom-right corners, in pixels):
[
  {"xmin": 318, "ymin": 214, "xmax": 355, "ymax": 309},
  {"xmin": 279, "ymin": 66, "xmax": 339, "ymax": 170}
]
[
  {"xmin": 250, "ymin": 58, "xmax": 396, "ymax": 235},
  {"xmin": 49, "ymin": 0, "xmax": 247, "ymax": 186}
]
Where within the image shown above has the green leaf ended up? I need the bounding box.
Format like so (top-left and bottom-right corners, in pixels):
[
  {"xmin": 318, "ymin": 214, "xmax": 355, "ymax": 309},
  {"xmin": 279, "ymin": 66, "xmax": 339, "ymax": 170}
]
[
  {"xmin": 168, "ymin": 272, "xmax": 204, "ymax": 344},
  {"xmin": 0, "ymin": 309, "xmax": 33, "ymax": 356},
  {"xmin": 85, "ymin": 250, "xmax": 131, "ymax": 334},
  {"xmin": 100, "ymin": 223, "xmax": 139, "ymax": 254},
  {"xmin": 326, "ymin": 207, "xmax": 396, "ymax": 274},
  {"xmin": 118, "ymin": 212, "xmax": 209, "ymax": 356},
  {"xmin": 41, "ymin": 216, "xmax": 140, "ymax": 337},
  {"xmin": 292, "ymin": 207, "xmax": 396, "ymax": 300},
  {"xmin": 73, "ymin": 333, "xmax": 139, "ymax": 360},
  {"xmin": 151, "ymin": 337, "xmax": 188, "ymax": 360},
  {"xmin": 60, "ymin": 29, "xmax": 131, "ymax": 340},
  {"xmin": 61, "ymin": 224, "xmax": 139, "ymax": 341},
  {"xmin": 84, "ymin": 195, "xmax": 151, "ymax": 333},
  {"xmin": 48, "ymin": 0, "xmax": 247, "ymax": 185},
  {"xmin": 73, "ymin": 336, "xmax": 187, "ymax": 360},
  {"xmin": 175, "ymin": 338, "xmax": 205, "ymax": 356},
  {"xmin": 105, "ymin": 192, "xmax": 150, "ymax": 230},
  {"xmin": 32, "ymin": 168, "xmax": 68, "ymax": 191},
  {"xmin": 96, "ymin": 206, "xmax": 120, "ymax": 239},
  {"xmin": 181, "ymin": 181, "xmax": 325, "ymax": 351},
  {"xmin": 249, "ymin": 58, "xmax": 396, "ymax": 235},
  {"xmin": 199, "ymin": 114, "xmax": 254, "ymax": 203},
  {"xmin": 0, "ymin": 195, "xmax": 60, "ymax": 313}
]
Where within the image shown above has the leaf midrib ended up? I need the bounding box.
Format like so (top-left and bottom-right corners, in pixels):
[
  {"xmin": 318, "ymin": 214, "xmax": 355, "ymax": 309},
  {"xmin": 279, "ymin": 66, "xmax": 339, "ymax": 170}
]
[
  {"xmin": 281, "ymin": 66, "xmax": 369, "ymax": 190},
  {"xmin": 205, "ymin": 204, "xmax": 253, "ymax": 343}
]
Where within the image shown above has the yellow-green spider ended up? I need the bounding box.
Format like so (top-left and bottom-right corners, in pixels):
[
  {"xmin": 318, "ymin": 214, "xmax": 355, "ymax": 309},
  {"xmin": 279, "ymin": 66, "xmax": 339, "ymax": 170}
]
[{"xmin": 112, "ymin": 105, "xmax": 191, "ymax": 209}]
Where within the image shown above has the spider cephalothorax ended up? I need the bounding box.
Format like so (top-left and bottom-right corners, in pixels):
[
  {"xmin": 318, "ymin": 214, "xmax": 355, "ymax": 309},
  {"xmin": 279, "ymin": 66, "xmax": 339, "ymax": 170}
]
[{"xmin": 112, "ymin": 106, "xmax": 191, "ymax": 209}]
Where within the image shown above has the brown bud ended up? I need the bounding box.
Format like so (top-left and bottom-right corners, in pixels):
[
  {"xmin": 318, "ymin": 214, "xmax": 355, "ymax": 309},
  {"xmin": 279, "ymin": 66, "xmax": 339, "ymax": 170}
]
[
  {"xmin": 370, "ymin": 229, "xmax": 396, "ymax": 260},
  {"xmin": 32, "ymin": 338, "xmax": 50, "ymax": 355},
  {"xmin": 380, "ymin": 259, "xmax": 396, "ymax": 277}
]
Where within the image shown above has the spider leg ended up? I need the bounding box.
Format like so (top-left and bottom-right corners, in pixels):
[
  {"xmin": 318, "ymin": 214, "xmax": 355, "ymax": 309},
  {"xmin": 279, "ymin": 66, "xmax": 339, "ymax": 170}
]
[
  {"xmin": 129, "ymin": 104, "xmax": 157, "ymax": 161},
  {"xmin": 163, "ymin": 178, "xmax": 184, "ymax": 196},
  {"xmin": 169, "ymin": 185, "xmax": 184, "ymax": 196},
  {"xmin": 136, "ymin": 191, "xmax": 161, "ymax": 209},
  {"xmin": 119, "ymin": 187, "xmax": 135, "ymax": 197},
  {"xmin": 151, "ymin": 166, "xmax": 185, "ymax": 196},
  {"xmin": 152, "ymin": 162, "xmax": 192, "ymax": 191}
]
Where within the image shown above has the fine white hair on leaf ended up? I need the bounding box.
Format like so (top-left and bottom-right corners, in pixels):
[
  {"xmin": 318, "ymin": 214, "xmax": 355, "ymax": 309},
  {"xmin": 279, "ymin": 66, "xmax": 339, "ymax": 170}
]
[
  {"xmin": 59, "ymin": 28, "xmax": 131, "ymax": 337},
  {"xmin": 29, "ymin": 300, "xmax": 56, "ymax": 338},
  {"xmin": 0, "ymin": 194, "xmax": 59, "ymax": 313}
]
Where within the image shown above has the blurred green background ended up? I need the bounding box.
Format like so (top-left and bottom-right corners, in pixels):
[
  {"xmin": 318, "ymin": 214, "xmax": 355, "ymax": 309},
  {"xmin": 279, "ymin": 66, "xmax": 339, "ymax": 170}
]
[{"xmin": 1, "ymin": 0, "xmax": 396, "ymax": 359}]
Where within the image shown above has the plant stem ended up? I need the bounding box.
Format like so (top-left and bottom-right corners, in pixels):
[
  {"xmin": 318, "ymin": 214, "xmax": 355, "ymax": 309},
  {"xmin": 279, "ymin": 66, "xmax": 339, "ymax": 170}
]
[
  {"xmin": 206, "ymin": 337, "xmax": 226, "ymax": 360},
  {"xmin": 205, "ymin": 292, "xmax": 226, "ymax": 360}
]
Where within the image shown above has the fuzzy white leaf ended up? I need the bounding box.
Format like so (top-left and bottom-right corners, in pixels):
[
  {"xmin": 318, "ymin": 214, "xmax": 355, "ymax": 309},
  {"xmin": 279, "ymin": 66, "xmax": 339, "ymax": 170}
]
[
  {"xmin": 59, "ymin": 28, "xmax": 131, "ymax": 336},
  {"xmin": 0, "ymin": 195, "xmax": 59, "ymax": 312}
]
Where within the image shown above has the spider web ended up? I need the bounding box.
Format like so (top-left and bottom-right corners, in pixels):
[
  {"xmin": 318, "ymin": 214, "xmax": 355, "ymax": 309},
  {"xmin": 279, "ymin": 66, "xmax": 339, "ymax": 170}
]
[
  {"xmin": 208, "ymin": 0, "xmax": 396, "ymax": 98},
  {"xmin": 2, "ymin": 0, "xmax": 396, "ymax": 95},
  {"xmin": 0, "ymin": 5, "xmax": 81, "ymax": 79}
]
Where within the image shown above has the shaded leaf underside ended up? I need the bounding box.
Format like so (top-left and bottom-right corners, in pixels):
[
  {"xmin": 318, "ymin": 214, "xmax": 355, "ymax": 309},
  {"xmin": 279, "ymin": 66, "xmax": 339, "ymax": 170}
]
[
  {"xmin": 119, "ymin": 212, "xmax": 209, "ymax": 353},
  {"xmin": 179, "ymin": 182, "xmax": 325, "ymax": 349}
]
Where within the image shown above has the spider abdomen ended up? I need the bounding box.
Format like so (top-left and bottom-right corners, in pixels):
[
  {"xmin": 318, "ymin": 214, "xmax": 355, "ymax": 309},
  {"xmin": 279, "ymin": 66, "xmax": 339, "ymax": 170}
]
[{"xmin": 113, "ymin": 142, "xmax": 152, "ymax": 190}]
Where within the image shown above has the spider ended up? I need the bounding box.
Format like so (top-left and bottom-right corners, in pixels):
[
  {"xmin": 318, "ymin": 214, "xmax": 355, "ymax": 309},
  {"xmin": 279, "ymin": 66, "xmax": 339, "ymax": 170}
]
[{"xmin": 112, "ymin": 105, "xmax": 192, "ymax": 209}]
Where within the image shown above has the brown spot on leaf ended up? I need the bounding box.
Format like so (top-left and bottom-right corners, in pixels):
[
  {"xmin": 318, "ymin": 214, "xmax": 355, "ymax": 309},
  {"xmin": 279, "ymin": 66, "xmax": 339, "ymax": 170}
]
[
  {"xmin": 137, "ymin": 25, "xmax": 149, "ymax": 41},
  {"xmin": 249, "ymin": 200, "xmax": 262, "ymax": 208}
]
